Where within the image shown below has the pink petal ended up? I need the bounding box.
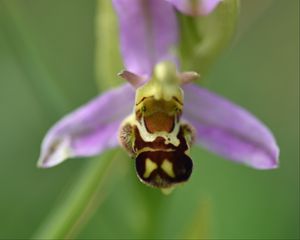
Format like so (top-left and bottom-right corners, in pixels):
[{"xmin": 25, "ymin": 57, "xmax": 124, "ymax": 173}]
[
  {"xmin": 113, "ymin": 0, "xmax": 178, "ymax": 76},
  {"xmin": 183, "ymin": 84, "xmax": 279, "ymax": 169},
  {"xmin": 38, "ymin": 84, "xmax": 135, "ymax": 168}
]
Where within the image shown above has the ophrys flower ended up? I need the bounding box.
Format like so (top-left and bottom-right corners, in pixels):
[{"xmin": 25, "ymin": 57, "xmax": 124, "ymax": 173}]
[
  {"xmin": 118, "ymin": 62, "xmax": 198, "ymax": 188},
  {"xmin": 38, "ymin": 0, "xmax": 279, "ymax": 190}
]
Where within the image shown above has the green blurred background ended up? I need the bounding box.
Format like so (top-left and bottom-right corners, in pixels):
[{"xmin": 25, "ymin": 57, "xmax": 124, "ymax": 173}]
[{"xmin": 0, "ymin": 0, "xmax": 299, "ymax": 239}]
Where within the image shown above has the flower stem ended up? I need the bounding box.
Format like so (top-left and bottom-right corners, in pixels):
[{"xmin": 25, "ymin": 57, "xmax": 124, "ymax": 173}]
[{"xmin": 33, "ymin": 150, "xmax": 123, "ymax": 239}]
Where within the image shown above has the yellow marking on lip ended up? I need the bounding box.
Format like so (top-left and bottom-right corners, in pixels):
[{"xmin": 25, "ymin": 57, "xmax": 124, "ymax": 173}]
[
  {"xmin": 161, "ymin": 159, "xmax": 175, "ymax": 178},
  {"xmin": 143, "ymin": 158, "xmax": 158, "ymax": 178}
]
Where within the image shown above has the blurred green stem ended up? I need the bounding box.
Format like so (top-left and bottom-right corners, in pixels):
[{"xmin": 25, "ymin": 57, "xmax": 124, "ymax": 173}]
[{"xmin": 33, "ymin": 150, "xmax": 122, "ymax": 239}]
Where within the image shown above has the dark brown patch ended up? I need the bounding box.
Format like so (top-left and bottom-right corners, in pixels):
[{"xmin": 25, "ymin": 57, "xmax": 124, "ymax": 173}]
[
  {"xmin": 135, "ymin": 150, "xmax": 193, "ymax": 188},
  {"xmin": 133, "ymin": 125, "xmax": 193, "ymax": 188}
]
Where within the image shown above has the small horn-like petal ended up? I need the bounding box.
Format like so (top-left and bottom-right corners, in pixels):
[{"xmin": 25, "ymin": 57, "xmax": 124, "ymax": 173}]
[
  {"xmin": 118, "ymin": 70, "xmax": 146, "ymax": 88},
  {"xmin": 38, "ymin": 84, "xmax": 135, "ymax": 168},
  {"xmin": 178, "ymin": 71, "xmax": 200, "ymax": 84},
  {"xmin": 183, "ymin": 84, "xmax": 279, "ymax": 169}
]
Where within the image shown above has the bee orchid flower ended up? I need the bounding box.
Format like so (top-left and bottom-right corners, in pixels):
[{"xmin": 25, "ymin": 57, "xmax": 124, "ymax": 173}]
[{"xmin": 38, "ymin": 0, "xmax": 279, "ymax": 189}]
